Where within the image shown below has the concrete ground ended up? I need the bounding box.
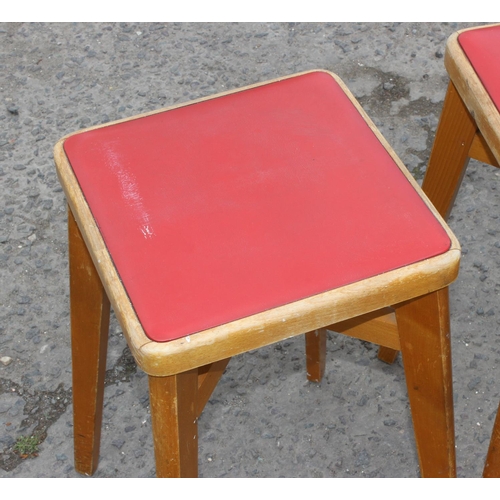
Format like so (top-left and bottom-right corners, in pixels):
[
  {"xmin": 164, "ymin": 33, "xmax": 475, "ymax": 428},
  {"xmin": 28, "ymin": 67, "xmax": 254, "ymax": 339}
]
[{"xmin": 1, "ymin": 21, "xmax": 499, "ymax": 478}]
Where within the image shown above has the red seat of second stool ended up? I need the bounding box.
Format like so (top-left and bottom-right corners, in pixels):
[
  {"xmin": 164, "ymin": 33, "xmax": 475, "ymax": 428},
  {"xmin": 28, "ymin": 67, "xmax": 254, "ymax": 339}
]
[
  {"xmin": 63, "ymin": 71, "xmax": 450, "ymax": 343},
  {"xmin": 458, "ymin": 25, "xmax": 500, "ymax": 114}
]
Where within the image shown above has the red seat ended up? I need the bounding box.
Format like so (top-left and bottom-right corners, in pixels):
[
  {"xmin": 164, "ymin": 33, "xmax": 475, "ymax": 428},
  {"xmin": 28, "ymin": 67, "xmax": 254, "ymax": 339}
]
[{"xmin": 64, "ymin": 71, "xmax": 450, "ymax": 343}]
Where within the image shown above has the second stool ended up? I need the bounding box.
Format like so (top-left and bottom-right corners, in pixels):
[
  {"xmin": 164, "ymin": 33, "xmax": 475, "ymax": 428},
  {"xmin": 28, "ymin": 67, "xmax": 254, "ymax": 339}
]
[{"xmin": 419, "ymin": 24, "xmax": 500, "ymax": 478}]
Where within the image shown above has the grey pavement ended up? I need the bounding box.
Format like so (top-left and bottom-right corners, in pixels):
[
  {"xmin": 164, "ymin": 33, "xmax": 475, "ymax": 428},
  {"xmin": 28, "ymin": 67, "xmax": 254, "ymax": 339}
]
[{"xmin": 0, "ymin": 22, "xmax": 499, "ymax": 478}]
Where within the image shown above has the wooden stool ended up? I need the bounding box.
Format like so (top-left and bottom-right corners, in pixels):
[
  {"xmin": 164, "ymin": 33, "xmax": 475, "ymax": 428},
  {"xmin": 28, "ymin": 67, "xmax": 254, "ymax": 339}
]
[
  {"xmin": 54, "ymin": 70, "xmax": 460, "ymax": 478},
  {"xmin": 422, "ymin": 24, "xmax": 500, "ymax": 219},
  {"xmin": 418, "ymin": 24, "xmax": 500, "ymax": 477}
]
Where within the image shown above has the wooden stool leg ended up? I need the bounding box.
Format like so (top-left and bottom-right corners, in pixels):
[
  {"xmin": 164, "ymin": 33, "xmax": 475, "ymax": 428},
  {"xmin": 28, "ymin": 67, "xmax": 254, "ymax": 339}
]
[
  {"xmin": 377, "ymin": 346, "xmax": 399, "ymax": 364},
  {"xmin": 422, "ymin": 81, "xmax": 478, "ymax": 220},
  {"xmin": 395, "ymin": 287, "xmax": 456, "ymax": 477},
  {"xmin": 68, "ymin": 207, "xmax": 110, "ymax": 476},
  {"xmin": 483, "ymin": 402, "xmax": 500, "ymax": 477},
  {"xmin": 305, "ymin": 328, "xmax": 327, "ymax": 382},
  {"xmin": 149, "ymin": 369, "xmax": 199, "ymax": 478}
]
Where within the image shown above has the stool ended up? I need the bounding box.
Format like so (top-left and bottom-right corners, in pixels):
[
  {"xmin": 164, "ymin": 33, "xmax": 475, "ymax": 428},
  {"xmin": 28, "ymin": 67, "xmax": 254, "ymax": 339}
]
[
  {"xmin": 54, "ymin": 70, "xmax": 460, "ymax": 478},
  {"xmin": 422, "ymin": 24, "xmax": 500, "ymax": 219},
  {"xmin": 418, "ymin": 24, "xmax": 500, "ymax": 477}
]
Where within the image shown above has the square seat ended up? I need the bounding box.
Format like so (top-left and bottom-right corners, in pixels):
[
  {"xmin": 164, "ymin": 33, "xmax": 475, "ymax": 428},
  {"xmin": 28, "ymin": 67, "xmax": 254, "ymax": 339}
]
[
  {"xmin": 54, "ymin": 70, "xmax": 461, "ymax": 477},
  {"xmin": 63, "ymin": 71, "xmax": 451, "ymax": 343}
]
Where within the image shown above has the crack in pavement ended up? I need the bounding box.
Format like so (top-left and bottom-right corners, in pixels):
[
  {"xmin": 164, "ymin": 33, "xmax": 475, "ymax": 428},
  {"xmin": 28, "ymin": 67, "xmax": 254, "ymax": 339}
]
[{"xmin": 0, "ymin": 345, "xmax": 137, "ymax": 472}]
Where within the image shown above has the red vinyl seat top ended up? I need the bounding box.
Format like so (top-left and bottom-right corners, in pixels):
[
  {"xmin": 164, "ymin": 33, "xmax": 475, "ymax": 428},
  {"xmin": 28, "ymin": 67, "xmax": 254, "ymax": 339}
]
[
  {"xmin": 64, "ymin": 71, "xmax": 450, "ymax": 342},
  {"xmin": 458, "ymin": 25, "xmax": 500, "ymax": 113}
]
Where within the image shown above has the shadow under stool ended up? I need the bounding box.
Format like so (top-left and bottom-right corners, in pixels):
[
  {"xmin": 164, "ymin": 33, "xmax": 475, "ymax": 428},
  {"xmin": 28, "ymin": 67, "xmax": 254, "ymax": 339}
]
[
  {"xmin": 54, "ymin": 70, "xmax": 460, "ymax": 478},
  {"xmin": 418, "ymin": 24, "xmax": 500, "ymax": 478}
]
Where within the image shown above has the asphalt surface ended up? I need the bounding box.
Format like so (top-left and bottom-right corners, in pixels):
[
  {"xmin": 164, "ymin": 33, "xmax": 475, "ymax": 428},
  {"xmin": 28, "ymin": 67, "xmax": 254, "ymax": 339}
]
[{"xmin": 1, "ymin": 21, "xmax": 499, "ymax": 478}]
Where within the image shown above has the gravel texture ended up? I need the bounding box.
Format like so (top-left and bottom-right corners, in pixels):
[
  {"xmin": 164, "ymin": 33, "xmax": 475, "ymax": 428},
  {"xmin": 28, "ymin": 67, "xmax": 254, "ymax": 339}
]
[{"xmin": 0, "ymin": 21, "xmax": 499, "ymax": 478}]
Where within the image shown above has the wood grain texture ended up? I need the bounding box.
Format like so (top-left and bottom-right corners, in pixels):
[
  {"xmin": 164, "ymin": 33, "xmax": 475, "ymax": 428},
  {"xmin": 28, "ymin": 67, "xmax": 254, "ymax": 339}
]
[
  {"xmin": 483, "ymin": 403, "xmax": 500, "ymax": 477},
  {"xmin": 395, "ymin": 288, "xmax": 456, "ymax": 477},
  {"xmin": 328, "ymin": 307, "xmax": 400, "ymax": 351},
  {"xmin": 197, "ymin": 358, "xmax": 231, "ymax": 417},
  {"xmin": 305, "ymin": 329, "xmax": 327, "ymax": 382},
  {"xmin": 68, "ymin": 206, "xmax": 110, "ymax": 476},
  {"xmin": 469, "ymin": 132, "xmax": 500, "ymax": 167},
  {"xmin": 377, "ymin": 346, "xmax": 399, "ymax": 364},
  {"xmin": 149, "ymin": 370, "xmax": 199, "ymax": 478},
  {"xmin": 421, "ymin": 81, "xmax": 477, "ymax": 220}
]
